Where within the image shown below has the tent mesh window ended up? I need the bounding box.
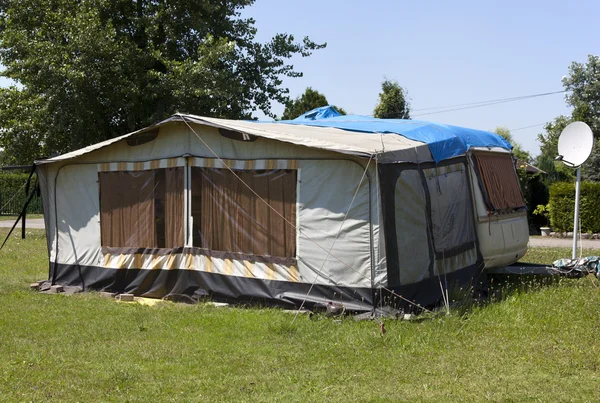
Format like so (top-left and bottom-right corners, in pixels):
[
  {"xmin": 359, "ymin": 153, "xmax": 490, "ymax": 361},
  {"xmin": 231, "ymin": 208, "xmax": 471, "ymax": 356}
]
[
  {"xmin": 472, "ymin": 152, "xmax": 526, "ymax": 213},
  {"xmin": 424, "ymin": 164, "xmax": 476, "ymax": 259},
  {"xmin": 99, "ymin": 168, "xmax": 184, "ymax": 248},
  {"xmin": 191, "ymin": 168, "xmax": 297, "ymax": 258},
  {"xmin": 394, "ymin": 169, "xmax": 431, "ymax": 285}
]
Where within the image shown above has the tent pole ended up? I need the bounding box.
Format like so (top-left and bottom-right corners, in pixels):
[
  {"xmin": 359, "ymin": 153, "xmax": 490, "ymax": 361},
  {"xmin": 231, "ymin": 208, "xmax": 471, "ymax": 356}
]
[
  {"xmin": 22, "ymin": 209, "xmax": 26, "ymax": 239},
  {"xmin": 184, "ymin": 157, "xmax": 192, "ymax": 247}
]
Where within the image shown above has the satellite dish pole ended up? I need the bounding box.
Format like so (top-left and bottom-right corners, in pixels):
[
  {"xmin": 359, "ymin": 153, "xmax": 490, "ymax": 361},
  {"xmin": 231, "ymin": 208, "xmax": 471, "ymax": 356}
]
[
  {"xmin": 556, "ymin": 121, "xmax": 594, "ymax": 259},
  {"xmin": 573, "ymin": 167, "xmax": 582, "ymax": 259}
]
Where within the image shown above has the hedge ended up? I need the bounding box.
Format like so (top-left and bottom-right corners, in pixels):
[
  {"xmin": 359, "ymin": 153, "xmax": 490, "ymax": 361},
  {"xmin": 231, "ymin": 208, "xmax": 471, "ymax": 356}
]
[
  {"xmin": 549, "ymin": 181, "xmax": 600, "ymax": 233},
  {"xmin": 0, "ymin": 172, "xmax": 42, "ymax": 215}
]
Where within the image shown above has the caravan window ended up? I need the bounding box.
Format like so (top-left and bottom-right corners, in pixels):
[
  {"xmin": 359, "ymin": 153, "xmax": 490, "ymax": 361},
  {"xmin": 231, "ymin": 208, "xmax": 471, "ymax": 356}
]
[
  {"xmin": 99, "ymin": 168, "xmax": 184, "ymax": 249},
  {"xmin": 424, "ymin": 164, "xmax": 476, "ymax": 259},
  {"xmin": 191, "ymin": 168, "xmax": 297, "ymax": 258},
  {"xmin": 472, "ymin": 152, "xmax": 526, "ymax": 213}
]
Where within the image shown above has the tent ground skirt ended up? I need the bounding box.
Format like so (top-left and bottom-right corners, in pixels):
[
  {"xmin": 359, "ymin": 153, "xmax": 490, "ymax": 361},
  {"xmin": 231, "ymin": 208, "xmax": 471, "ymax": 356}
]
[
  {"xmin": 50, "ymin": 263, "xmax": 375, "ymax": 312},
  {"xmin": 48, "ymin": 261, "xmax": 486, "ymax": 313},
  {"xmin": 378, "ymin": 263, "xmax": 488, "ymax": 312}
]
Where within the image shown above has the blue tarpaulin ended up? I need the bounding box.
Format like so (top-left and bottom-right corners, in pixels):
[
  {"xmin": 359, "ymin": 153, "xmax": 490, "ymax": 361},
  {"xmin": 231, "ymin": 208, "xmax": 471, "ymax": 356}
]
[
  {"xmin": 292, "ymin": 105, "xmax": 344, "ymax": 121},
  {"xmin": 272, "ymin": 106, "xmax": 512, "ymax": 163}
]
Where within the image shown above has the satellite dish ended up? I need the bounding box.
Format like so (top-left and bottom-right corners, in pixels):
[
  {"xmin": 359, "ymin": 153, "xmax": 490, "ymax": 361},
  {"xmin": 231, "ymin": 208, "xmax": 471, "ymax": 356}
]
[{"xmin": 557, "ymin": 121, "xmax": 594, "ymax": 167}]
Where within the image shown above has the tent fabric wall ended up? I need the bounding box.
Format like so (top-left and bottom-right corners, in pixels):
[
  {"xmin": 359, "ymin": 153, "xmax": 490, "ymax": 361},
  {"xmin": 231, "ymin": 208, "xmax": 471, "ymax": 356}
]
[
  {"xmin": 40, "ymin": 123, "xmax": 379, "ymax": 309},
  {"xmin": 390, "ymin": 162, "xmax": 479, "ymax": 285},
  {"xmin": 49, "ymin": 158, "xmax": 374, "ymax": 288},
  {"xmin": 378, "ymin": 157, "xmax": 483, "ymax": 308},
  {"xmin": 296, "ymin": 159, "xmax": 372, "ymax": 289},
  {"xmin": 55, "ymin": 163, "xmax": 103, "ymax": 268}
]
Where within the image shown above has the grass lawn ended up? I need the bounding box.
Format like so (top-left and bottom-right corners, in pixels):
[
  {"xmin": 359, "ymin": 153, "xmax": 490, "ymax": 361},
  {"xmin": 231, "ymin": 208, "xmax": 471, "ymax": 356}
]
[{"xmin": 1, "ymin": 229, "xmax": 599, "ymax": 402}]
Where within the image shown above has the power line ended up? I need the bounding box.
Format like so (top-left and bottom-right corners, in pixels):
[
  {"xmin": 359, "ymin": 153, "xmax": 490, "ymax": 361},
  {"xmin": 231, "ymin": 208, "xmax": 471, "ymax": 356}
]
[
  {"xmin": 411, "ymin": 90, "xmax": 566, "ymax": 112},
  {"xmin": 411, "ymin": 90, "xmax": 567, "ymax": 117},
  {"xmin": 366, "ymin": 89, "xmax": 567, "ymax": 118},
  {"xmin": 509, "ymin": 123, "xmax": 547, "ymax": 132}
]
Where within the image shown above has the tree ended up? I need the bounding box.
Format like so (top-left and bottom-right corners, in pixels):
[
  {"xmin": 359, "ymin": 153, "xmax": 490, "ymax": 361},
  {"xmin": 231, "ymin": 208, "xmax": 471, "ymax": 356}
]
[
  {"xmin": 558, "ymin": 55, "xmax": 600, "ymax": 181},
  {"xmin": 562, "ymin": 55, "xmax": 600, "ymax": 134},
  {"xmin": 535, "ymin": 55, "xmax": 600, "ymax": 182},
  {"xmin": 0, "ymin": 0, "xmax": 325, "ymax": 164},
  {"xmin": 535, "ymin": 115, "xmax": 575, "ymax": 183},
  {"xmin": 373, "ymin": 79, "xmax": 410, "ymax": 119},
  {"xmin": 280, "ymin": 87, "xmax": 345, "ymax": 120},
  {"xmin": 494, "ymin": 126, "xmax": 531, "ymax": 162}
]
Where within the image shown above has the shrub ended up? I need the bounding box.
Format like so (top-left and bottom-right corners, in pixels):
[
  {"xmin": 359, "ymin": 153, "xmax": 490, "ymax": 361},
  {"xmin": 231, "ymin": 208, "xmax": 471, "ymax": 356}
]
[
  {"xmin": 523, "ymin": 173, "xmax": 549, "ymax": 233},
  {"xmin": 549, "ymin": 181, "xmax": 600, "ymax": 233}
]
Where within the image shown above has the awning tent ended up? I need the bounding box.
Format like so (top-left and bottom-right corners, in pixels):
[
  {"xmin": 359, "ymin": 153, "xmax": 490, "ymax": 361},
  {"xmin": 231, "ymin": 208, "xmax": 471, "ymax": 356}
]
[{"xmin": 36, "ymin": 112, "xmax": 526, "ymax": 311}]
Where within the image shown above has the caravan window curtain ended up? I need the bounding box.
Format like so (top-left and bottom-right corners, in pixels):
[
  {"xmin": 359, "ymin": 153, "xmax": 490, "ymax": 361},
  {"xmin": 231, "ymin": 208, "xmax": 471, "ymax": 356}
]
[
  {"xmin": 99, "ymin": 168, "xmax": 184, "ymax": 248},
  {"xmin": 191, "ymin": 168, "xmax": 297, "ymax": 258},
  {"xmin": 473, "ymin": 152, "xmax": 526, "ymax": 213}
]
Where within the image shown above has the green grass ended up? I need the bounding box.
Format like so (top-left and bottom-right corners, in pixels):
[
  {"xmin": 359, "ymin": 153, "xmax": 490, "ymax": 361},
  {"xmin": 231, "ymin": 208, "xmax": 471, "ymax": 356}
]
[
  {"xmin": 522, "ymin": 246, "xmax": 600, "ymax": 265},
  {"xmin": 1, "ymin": 229, "xmax": 600, "ymax": 401}
]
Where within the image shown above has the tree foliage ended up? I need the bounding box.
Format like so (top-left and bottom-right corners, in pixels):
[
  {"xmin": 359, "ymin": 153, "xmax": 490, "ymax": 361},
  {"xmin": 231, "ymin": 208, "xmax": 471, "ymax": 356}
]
[
  {"xmin": 0, "ymin": 0, "xmax": 325, "ymax": 164},
  {"xmin": 562, "ymin": 55, "xmax": 600, "ymax": 134},
  {"xmin": 561, "ymin": 55, "xmax": 600, "ymax": 182},
  {"xmin": 494, "ymin": 126, "xmax": 531, "ymax": 162},
  {"xmin": 280, "ymin": 87, "xmax": 345, "ymax": 120},
  {"xmin": 537, "ymin": 55, "xmax": 600, "ymax": 182},
  {"xmin": 373, "ymin": 79, "xmax": 410, "ymax": 119},
  {"xmin": 536, "ymin": 116, "xmax": 575, "ymax": 183}
]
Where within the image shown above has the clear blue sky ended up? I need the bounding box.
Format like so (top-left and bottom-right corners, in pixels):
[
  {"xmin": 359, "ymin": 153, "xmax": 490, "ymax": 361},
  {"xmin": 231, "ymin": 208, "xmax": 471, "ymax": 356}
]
[
  {"xmin": 243, "ymin": 0, "xmax": 600, "ymax": 156},
  {"xmin": 1, "ymin": 0, "xmax": 598, "ymax": 156}
]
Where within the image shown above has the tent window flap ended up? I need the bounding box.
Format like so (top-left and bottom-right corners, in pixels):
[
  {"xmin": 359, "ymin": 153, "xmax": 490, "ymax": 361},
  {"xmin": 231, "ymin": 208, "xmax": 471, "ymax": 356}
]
[
  {"xmin": 473, "ymin": 152, "xmax": 526, "ymax": 213},
  {"xmin": 99, "ymin": 168, "xmax": 184, "ymax": 248},
  {"xmin": 191, "ymin": 167, "xmax": 297, "ymax": 259}
]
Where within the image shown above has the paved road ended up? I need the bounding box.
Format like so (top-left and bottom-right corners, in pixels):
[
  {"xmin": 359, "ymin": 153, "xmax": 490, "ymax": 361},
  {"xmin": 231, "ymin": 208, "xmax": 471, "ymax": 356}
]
[
  {"xmin": 528, "ymin": 236, "xmax": 600, "ymax": 249},
  {"xmin": 0, "ymin": 218, "xmax": 46, "ymax": 229}
]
